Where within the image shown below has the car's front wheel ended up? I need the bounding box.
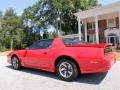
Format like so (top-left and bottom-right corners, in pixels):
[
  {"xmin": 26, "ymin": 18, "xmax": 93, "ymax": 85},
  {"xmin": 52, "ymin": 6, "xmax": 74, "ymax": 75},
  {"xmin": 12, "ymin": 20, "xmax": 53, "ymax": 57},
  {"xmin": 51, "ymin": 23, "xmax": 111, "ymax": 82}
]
[
  {"xmin": 12, "ymin": 56, "xmax": 21, "ymax": 70},
  {"xmin": 57, "ymin": 59, "xmax": 79, "ymax": 82}
]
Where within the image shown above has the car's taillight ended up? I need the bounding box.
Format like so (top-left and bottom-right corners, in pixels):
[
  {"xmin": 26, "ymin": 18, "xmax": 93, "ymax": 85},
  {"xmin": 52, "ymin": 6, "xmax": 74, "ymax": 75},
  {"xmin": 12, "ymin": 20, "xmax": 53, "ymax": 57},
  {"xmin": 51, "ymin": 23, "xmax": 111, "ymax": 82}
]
[{"xmin": 104, "ymin": 46, "xmax": 112, "ymax": 54}]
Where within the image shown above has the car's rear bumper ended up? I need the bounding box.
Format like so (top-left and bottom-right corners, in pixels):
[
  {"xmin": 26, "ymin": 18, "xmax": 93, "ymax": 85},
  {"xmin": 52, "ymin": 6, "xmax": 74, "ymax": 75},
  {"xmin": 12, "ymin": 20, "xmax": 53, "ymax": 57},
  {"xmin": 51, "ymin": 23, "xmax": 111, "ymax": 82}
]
[{"xmin": 80, "ymin": 52, "xmax": 116, "ymax": 74}]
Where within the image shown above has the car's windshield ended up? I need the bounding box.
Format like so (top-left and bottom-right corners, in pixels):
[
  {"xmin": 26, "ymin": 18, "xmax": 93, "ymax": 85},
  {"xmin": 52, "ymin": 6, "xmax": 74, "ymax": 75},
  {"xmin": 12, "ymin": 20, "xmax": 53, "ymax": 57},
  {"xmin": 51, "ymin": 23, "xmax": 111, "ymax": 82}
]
[{"xmin": 63, "ymin": 38, "xmax": 85, "ymax": 45}]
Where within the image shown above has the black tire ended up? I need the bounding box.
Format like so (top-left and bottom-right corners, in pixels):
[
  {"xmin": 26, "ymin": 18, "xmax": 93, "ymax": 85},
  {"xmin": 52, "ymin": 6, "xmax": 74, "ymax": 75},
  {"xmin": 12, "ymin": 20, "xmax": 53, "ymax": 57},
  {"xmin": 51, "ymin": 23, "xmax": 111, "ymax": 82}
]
[
  {"xmin": 11, "ymin": 56, "xmax": 21, "ymax": 70},
  {"xmin": 57, "ymin": 59, "xmax": 79, "ymax": 82}
]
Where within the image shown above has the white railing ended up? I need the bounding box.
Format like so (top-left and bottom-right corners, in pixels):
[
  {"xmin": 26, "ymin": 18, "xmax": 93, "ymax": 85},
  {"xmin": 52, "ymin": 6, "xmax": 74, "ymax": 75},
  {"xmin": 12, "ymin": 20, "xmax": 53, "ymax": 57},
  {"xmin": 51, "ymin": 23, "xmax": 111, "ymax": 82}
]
[{"xmin": 105, "ymin": 28, "xmax": 120, "ymax": 37}]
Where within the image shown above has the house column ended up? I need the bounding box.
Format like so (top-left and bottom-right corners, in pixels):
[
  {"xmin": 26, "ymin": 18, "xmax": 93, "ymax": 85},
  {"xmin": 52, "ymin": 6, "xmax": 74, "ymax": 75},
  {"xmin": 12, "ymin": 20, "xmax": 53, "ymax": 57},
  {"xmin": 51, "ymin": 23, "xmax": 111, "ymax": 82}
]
[
  {"xmin": 106, "ymin": 36, "xmax": 108, "ymax": 43},
  {"xmin": 94, "ymin": 15, "xmax": 99, "ymax": 43},
  {"xmin": 84, "ymin": 22, "xmax": 87, "ymax": 42},
  {"xmin": 77, "ymin": 17, "xmax": 82, "ymax": 41}
]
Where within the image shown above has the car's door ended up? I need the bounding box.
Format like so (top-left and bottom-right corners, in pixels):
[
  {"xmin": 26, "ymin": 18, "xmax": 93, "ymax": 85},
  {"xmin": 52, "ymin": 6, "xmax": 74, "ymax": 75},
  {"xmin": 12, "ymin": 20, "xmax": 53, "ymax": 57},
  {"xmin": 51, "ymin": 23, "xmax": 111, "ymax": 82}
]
[{"xmin": 23, "ymin": 40, "xmax": 53, "ymax": 68}]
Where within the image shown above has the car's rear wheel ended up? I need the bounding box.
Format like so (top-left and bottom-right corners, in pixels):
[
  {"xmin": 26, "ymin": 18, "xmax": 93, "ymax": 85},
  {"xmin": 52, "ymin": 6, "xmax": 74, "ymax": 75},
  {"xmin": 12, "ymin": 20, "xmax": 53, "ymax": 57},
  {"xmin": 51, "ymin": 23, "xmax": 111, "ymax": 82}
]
[
  {"xmin": 12, "ymin": 56, "xmax": 21, "ymax": 70},
  {"xmin": 57, "ymin": 59, "xmax": 79, "ymax": 82}
]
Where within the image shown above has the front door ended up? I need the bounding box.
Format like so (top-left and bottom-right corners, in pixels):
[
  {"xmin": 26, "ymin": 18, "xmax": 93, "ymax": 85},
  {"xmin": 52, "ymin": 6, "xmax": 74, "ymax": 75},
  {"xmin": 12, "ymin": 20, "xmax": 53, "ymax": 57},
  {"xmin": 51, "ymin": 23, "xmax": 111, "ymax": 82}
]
[
  {"xmin": 24, "ymin": 49, "xmax": 51, "ymax": 68},
  {"xmin": 108, "ymin": 36, "xmax": 117, "ymax": 46},
  {"xmin": 23, "ymin": 40, "xmax": 53, "ymax": 68}
]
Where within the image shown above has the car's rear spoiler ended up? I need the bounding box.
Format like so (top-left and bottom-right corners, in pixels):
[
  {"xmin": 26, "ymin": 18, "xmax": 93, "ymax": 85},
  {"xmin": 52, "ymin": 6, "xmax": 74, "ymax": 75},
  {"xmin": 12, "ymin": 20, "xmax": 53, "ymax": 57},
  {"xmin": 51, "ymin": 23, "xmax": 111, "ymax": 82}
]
[{"xmin": 66, "ymin": 43, "xmax": 112, "ymax": 48}]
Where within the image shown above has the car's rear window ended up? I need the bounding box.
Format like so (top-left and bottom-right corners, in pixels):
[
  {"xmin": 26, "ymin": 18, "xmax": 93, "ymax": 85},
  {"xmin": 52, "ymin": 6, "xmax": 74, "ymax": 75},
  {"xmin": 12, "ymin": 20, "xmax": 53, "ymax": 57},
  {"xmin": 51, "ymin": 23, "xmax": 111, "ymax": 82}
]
[{"xmin": 63, "ymin": 38, "xmax": 85, "ymax": 45}]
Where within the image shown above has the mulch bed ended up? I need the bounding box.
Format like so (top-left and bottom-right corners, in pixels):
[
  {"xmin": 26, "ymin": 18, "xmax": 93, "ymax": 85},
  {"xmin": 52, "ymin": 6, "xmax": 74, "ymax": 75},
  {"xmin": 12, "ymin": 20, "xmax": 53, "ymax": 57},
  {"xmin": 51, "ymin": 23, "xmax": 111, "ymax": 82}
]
[{"xmin": 0, "ymin": 51, "xmax": 12, "ymax": 56}]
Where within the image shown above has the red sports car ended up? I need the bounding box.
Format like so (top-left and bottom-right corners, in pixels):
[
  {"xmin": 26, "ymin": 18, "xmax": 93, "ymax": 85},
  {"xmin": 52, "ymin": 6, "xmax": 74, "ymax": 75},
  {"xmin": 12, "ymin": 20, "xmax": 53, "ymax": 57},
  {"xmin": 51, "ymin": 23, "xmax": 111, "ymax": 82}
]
[{"xmin": 7, "ymin": 37, "xmax": 116, "ymax": 81}]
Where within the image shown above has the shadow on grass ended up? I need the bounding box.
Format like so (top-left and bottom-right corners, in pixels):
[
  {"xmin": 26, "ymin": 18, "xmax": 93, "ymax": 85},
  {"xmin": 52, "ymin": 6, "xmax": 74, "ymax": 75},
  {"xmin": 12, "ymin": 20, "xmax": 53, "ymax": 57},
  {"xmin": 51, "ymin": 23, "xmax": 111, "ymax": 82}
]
[{"xmin": 6, "ymin": 65, "xmax": 107, "ymax": 85}]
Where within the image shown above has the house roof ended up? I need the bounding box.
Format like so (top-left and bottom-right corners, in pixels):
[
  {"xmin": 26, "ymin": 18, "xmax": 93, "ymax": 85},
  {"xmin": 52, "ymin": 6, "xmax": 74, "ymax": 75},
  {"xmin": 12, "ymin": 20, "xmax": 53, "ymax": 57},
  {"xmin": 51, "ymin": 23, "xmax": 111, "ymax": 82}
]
[{"xmin": 74, "ymin": 1, "xmax": 120, "ymax": 19}]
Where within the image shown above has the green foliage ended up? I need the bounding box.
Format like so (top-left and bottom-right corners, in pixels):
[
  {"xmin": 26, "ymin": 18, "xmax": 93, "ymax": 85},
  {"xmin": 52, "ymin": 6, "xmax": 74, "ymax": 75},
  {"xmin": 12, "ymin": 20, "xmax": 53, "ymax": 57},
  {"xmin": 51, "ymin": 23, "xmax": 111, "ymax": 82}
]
[
  {"xmin": 0, "ymin": 8, "xmax": 24, "ymax": 51},
  {"xmin": 0, "ymin": 0, "xmax": 100, "ymax": 51},
  {"xmin": 22, "ymin": 0, "xmax": 99, "ymax": 36},
  {"xmin": 0, "ymin": 10, "xmax": 2, "ymax": 18}
]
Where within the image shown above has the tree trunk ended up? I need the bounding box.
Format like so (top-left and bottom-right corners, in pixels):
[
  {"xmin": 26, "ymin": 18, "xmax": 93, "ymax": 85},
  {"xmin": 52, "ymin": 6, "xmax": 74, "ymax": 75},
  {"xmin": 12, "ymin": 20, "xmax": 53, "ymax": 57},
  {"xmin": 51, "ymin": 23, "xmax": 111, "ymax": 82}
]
[
  {"xmin": 55, "ymin": 21, "xmax": 59, "ymax": 37},
  {"xmin": 10, "ymin": 37, "xmax": 13, "ymax": 50},
  {"xmin": 39, "ymin": 29, "xmax": 41, "ymax": 40},
  {"xmin": 59, "ymin": 20, "xmax": 62, "ymax": 36},
  {"xmin": 10, "ymin": 31, "xmax": 14, "ymax": 50}
]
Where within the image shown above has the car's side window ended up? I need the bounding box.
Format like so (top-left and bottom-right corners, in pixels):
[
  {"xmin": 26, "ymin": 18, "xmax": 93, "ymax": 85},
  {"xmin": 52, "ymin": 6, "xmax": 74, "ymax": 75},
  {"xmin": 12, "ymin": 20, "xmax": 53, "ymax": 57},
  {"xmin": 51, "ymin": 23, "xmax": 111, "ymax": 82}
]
[
  {"xmin": 39, "ymin": 41, "xmax": 48, "ymax": 49},
  {"xmin": 29, "ymin": 41, "xmax": 41, "ymax": 50},
  {"xmin": 44, "ymin": 40, "xmax": 53, "ymax": 48},
  {"xmin": 29, "ymin": 40, "xmax": 53, "ymax": 50}
]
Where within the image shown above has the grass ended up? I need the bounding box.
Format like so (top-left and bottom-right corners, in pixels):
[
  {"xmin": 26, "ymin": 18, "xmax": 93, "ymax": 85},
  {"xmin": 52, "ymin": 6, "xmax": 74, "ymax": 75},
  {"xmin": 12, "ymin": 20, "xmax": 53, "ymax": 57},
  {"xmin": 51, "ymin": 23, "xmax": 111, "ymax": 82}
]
[
  {"xmin": 116, "ymin": 48, "xmax": 120, "ymax": 60},
  {"xmin": 116, "ymin": 50, "xmax": 120, "ymax": 60},
  {"xmin": 117, "ymin": 55, "xmax": 120, "ymax": 60},
  {"xmin": 116, "ymin": 50, "xmax": 120, "ymax": 53}
]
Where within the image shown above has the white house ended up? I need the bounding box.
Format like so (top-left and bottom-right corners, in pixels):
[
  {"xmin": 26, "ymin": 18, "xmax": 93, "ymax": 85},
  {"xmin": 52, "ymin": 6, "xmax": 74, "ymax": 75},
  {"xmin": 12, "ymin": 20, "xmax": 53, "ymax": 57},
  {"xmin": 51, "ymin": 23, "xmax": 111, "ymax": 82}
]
[{"xmin": 74, "ymin": 1, "xmax": 120, "ymax": 46}]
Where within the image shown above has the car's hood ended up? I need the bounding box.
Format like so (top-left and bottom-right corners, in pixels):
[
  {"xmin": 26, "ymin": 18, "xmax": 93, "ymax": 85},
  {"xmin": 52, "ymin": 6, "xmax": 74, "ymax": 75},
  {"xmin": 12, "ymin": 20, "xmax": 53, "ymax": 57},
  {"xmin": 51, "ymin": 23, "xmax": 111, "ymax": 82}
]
[{"xmin": 66, "ymin": 43, "xmax": 112, "ymax": 48}]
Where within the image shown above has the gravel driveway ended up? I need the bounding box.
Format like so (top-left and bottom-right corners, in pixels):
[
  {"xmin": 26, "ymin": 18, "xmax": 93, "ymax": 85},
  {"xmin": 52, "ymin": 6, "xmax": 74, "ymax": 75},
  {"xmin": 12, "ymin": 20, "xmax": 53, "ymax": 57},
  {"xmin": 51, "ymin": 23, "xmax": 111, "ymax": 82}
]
[{"xmin": 0, "ymin": 56, "xmax": 120, "ymax": 90}]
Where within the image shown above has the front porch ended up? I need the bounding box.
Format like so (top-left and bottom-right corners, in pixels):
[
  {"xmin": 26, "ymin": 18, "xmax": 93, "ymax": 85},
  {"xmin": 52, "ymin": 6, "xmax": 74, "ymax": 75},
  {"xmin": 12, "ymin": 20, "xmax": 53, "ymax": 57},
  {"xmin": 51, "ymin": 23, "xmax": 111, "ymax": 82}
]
[{"xmin": 74, "ymin": 1, "xmax": 120, "ymax": 46}]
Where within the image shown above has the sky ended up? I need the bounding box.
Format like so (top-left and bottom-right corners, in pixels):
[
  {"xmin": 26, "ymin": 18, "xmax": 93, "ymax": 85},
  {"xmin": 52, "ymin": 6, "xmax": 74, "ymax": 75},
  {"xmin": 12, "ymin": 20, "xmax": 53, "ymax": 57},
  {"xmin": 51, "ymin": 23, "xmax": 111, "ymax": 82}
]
[
  {"xmin": 0, "ymin": 0, "xmax": 37, "ymax": 15},
  {"xmin": 98, "ymin": 0, "xmax": 120, "ymax": 5},
  {"xmin": 0, "ymin": 0, "xmax": 120, "ymax": 16}
]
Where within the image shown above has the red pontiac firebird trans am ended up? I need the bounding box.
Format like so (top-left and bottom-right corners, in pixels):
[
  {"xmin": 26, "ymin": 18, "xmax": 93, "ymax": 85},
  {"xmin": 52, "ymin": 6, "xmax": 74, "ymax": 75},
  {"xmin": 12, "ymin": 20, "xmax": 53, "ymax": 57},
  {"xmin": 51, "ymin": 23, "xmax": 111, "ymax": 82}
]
[{"xmin": 7, "ymin": 37, "xmax": 116, "ymax": 81}]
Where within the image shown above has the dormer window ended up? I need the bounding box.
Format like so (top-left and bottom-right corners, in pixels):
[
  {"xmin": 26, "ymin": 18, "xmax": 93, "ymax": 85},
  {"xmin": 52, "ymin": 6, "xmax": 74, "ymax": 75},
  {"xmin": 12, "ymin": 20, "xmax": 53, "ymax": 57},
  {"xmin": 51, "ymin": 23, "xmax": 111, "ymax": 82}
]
[{"xmin": 107, "ymin": 18, "xmax": 116, "ymax": 28}]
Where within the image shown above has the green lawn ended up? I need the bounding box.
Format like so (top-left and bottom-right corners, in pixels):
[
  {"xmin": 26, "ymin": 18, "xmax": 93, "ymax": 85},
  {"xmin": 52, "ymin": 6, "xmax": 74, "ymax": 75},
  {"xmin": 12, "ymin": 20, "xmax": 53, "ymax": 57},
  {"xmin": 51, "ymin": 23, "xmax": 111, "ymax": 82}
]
[
  {"xmin": 116, "ymin": 50, "xmax": 120, "ymax": 53},
  {"xmin": 116, "ymin": 50, "xmax": 120, "ymax": 60},
  {"xmin": 117, "ymin": 54, "xmax": 120, "ymax": 60}
]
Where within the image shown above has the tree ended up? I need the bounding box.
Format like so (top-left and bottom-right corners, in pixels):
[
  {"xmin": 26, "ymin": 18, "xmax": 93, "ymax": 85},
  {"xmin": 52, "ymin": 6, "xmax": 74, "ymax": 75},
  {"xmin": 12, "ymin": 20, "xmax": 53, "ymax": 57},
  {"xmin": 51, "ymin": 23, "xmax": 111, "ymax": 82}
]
[
  {"xmin": 0, "ymin": 10, "xmax": 6, "ymax": 51},
  {"xmin": 2, "ymin": 8, "xmax": 23, "ymax": 50},
  {"xmin": 23, "ymin": 0, "xmax": 100, "ymax": 36},
  {"xmin": 0, "ymin": 10, "xmax": 2, "ymax": 30},
  {"xmin": 0, "ymin": 10, "xmax": 2, "ymax": 18},
  {"xmin": 0, "ymin": 10, "xmax": 3, "ymax": 28}
]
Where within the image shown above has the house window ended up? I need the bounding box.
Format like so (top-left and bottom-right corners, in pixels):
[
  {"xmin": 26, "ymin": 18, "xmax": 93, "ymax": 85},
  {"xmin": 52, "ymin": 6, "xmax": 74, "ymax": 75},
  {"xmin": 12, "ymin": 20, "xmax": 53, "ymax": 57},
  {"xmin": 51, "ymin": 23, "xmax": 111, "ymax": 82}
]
[
  {"xmin": 107, "ymin": 18, "xmax": 116, "ymax": 28},
  {"xmin": 87, "ymin": 22, "xmax": 95, "ymax": 30},
  {"xmin": 88, "ymin": 34, "xmax": 96, "ymax": 43}
]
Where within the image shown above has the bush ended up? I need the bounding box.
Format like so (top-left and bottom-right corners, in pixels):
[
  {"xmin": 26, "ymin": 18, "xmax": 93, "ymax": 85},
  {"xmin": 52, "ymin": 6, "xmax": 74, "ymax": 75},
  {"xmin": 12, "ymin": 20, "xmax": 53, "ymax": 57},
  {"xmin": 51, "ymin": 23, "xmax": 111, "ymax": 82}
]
[{"xmin": 0, "ymin": 44, "xmax": 9, "ymax": 52}]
